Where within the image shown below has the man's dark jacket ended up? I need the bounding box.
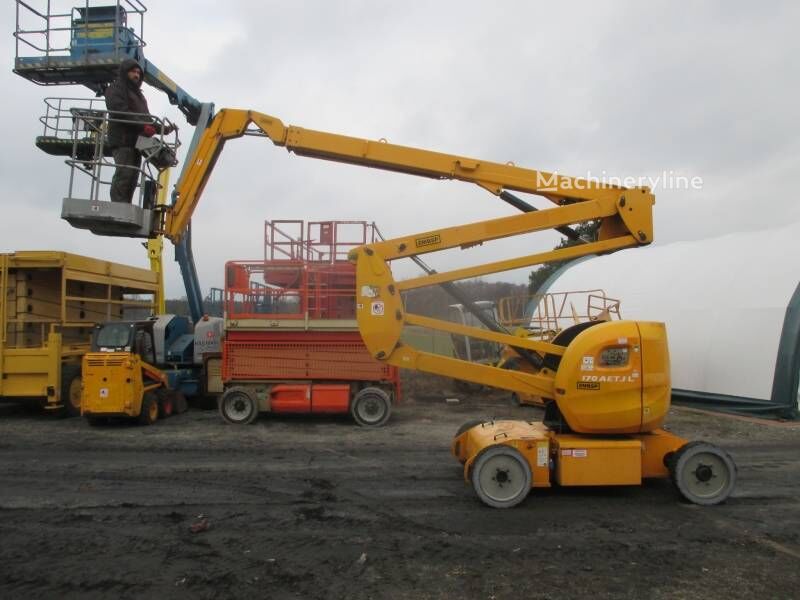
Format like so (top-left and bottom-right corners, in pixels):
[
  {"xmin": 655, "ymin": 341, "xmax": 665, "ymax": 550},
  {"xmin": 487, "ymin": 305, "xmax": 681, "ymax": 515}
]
[{"xmin": 105, "ymin": 58, "xmax": 151, "ymax": 148}]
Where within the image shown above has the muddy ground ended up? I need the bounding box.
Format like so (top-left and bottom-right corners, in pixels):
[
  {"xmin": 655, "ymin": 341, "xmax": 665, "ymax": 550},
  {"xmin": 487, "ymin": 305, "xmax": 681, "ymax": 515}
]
[{"xmin": 0, "ymin": 374, "xmax": 799, "ymax": 600}]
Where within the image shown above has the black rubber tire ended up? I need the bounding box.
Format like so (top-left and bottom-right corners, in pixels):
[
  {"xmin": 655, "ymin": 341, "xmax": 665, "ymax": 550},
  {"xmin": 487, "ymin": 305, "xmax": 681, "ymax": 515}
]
[
  {"xmin": 670, "ymin": 442, "xmax": 737, "ymax": 506},
  {"xmin": 455, "ymin": 418, "xmax": 488, "ymax": 438},
  {"xmin": 173, "ymin": 392, "xmax": 189, "ymax": 414},
  {"xmin": 158, "ymin": 393, "xmax": 174, "ymax": 418},
  {"xmin": 471, "ymin": 445, "xmax": 532, "ymax": 509},
  {"xmin": 218, "ymin": 386, "xmax": 259, "ymax": 425},
  {"xmin": 350, "ymin": 387, "xmax": 392, "ymax": 427},
  {"xmin": 138, "ymin": 392, "xmax": 159, "ymax": 426},
  {"xmin": 60, "ymin": 364, "xmax": 83, "ymax": 417}
]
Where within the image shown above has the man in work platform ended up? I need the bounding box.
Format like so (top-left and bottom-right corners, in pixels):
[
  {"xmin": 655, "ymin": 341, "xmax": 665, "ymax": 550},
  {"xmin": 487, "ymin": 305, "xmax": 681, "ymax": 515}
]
[{"xmin": 104, "ymin": 58, "xmax": 173, "ymax": 204}]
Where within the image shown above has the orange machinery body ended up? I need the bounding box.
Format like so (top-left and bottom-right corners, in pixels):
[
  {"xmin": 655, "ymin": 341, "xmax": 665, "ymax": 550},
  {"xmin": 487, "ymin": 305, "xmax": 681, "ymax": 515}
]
[
  {"xmin": 222, "ymin": 329, "xmax": 400, "ymax": 415},
  {"xmin": 221, "ymin": 220, "xmax": 400, "ymax": 416},
  {"xmin": 452, "ymin": 419, "xmax": 687, "ymax": 488},
  {"xmin": 451, "ymin": 320, "xmax": 686, "ymax": 489}
]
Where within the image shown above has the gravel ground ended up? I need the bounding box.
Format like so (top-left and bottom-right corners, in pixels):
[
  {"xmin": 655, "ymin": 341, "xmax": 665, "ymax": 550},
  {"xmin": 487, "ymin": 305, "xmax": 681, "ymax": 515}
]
[{"xmin": 1, "ymin": 374, "xmax": 798, "ymax": 599}]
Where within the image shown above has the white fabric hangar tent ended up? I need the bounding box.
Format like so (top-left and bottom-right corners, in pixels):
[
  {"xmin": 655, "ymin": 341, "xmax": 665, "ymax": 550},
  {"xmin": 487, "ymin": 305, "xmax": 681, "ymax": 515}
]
[{"xmin": 542, "ymin": 225, "xmax": 800, "ymax": 419}]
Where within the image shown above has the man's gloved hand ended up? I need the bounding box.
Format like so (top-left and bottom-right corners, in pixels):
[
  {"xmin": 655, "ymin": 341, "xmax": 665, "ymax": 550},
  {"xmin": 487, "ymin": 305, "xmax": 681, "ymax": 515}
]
[
  {"xmin": 142, "ymin": 124, "xmax": 157, "ymax": 137},
  {"xmin": 163, "ymin": 123, "xmax": 177, "ymax": 135}
]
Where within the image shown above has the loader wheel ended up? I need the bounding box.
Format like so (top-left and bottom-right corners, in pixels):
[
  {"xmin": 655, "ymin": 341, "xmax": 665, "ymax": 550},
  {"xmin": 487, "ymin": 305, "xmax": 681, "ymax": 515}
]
[
  {"xmin": 471, "ymin": 445, "xmax": 531, "ymax": 509},
  {"xmin": 219, "ymin": 386, "xmax": 259, "ymax": 425},
  {"xmin": 173, "ymin": 392, "xmax": 189, "ymax": 414},
  {"xmin": 351, "ymin": 387, "xmax": 391, "ymax": 427},
  {"xmin": 60, "ymin": 365, "xmax": 83, "ymax": 417},
  {"xmin": 159, "ymin": 394, "xmax": 174, "ymax": 418},
  {"xmin": 671, "ymin": 442, "xmax": 737, "ymax": 506},
  {"xmin": 454, "ymin": 418, "xmax": 488, "ymax": 438},
  {"xmin": 138, "ymin": 393, "xmax": 159, "ymax": 426}
]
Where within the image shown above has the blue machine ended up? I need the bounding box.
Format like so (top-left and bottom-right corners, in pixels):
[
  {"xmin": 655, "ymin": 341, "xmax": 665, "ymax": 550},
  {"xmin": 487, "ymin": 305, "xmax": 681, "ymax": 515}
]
[
  {"xmin": 151, "ymin": 314, "xmax": 222, "ymax": 397},
  {"xmin": 14, "ymin": 2, "xmax": 204, "ymax": 125},
  {"xmin": 13, "ymin": 1, "xmax": 213, "ymax": 322},
  {"xmin": 70, "ymin": 5, "xmax": 138, "ymax": 59}
]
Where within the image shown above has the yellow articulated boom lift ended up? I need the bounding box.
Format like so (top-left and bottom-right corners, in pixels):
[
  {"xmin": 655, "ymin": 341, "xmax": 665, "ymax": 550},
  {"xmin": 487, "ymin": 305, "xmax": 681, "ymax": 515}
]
[
  {"xmin": 65, "ymin": 108, "xmax": 736, "ymax": 507},
  {"xmin": 347, "ymin": 201, "xmax": 736, "ymax": 508}
]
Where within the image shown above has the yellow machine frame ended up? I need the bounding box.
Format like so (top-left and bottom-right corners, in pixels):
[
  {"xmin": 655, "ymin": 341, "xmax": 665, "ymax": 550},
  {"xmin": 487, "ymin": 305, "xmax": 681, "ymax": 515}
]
[
  {"xmin": 140, "ymin": 107, "xmax": 735, "ymax": 507},
  {"xmin": 81, "ymin": 351, "xmax": 168, "ymax": 419},
  {"xmin": 152, "ymin": 107, "xmax": 661, "ymax": 411},
  {"xmin": 146, "ymin": 168, "xmax": 171, "ymax": 315},
  {"xmin": 0, "ymin": 252, "xmax": 158, "ymax": 413}
]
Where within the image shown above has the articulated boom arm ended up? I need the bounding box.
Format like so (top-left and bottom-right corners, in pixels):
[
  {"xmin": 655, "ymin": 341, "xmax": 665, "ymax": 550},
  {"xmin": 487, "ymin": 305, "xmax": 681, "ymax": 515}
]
[
  {"xmin": 163, "ymin": 107, "xmax": 654, "ymax": 399},
  {"xmin": 162, "ymin": 108, "xmax": 653, "ymax": 244},
  {"xmin": 141, "ymin": 59, "xmax": 203, "ymax": 126},
  {"xmin": 351, "ymin": 185, "xmax": 654, "ymax": 399}
]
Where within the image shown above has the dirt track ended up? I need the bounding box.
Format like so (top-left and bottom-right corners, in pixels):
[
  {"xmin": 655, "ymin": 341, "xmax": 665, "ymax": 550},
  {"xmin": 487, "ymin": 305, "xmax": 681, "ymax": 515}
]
[{"xmin": 1, "ymin": 376, "xmax": 799, "ymax": 599}]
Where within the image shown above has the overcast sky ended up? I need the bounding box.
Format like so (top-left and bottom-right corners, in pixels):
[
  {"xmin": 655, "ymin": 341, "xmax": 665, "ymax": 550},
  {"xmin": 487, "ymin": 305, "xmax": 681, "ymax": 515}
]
[{"xmin": 3, "ymin": 1, "xmax": 798, "ymax": 299}]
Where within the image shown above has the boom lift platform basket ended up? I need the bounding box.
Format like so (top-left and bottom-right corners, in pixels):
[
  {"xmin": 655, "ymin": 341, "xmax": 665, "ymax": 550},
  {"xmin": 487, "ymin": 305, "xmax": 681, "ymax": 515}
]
[
  {"xmin": 35, "ymin": 96, "xmax": 179, "ymax": 237},
  {"xmin": 14, "ymin": 1, "xmax": 146, "ymax": 91},
  {"xmin": 14, "ymin": 1, "xmax": 203, "ymax": 124}
]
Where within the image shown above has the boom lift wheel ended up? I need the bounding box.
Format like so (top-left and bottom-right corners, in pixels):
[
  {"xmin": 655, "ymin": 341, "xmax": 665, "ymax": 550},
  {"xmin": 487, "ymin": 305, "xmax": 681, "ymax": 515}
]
[
  {"xmin": 471, "ymin": 445, "xmax": 531, "ymax": 508},
  {"xmin": 670, "ymin": 442, "xmax": 737, "ymax": 506},
  {"xmin": 60, "ymin": 364, "xmax": 83, "ymax": 417},
  {"xmin": 219, "ymin": 386, "xmax": 259, "ymax": 425},
  {"xmin": 138, "ymin": 392, "xmax": 160, "ymax": 426},
  {"xmin": 350, "ymin": 387, "xmax": 392, "ymax": 427}
]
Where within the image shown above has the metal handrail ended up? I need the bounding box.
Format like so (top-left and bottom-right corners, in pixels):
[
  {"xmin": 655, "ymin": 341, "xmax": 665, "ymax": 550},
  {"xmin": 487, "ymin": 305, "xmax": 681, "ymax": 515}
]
[
  {"xmin": 39, "ymin": 97, "xmax": 179, "ymax": 208},
  {"xmin": 225, "ymin": 259, "xmax": 359, "ymax": 321},
  {"xmin": 498, "ymin": 289, "xmax": 622, "ymax": 336},
  {"xmin": 15, "ymin": 0, "xmax": 147, "ymax": 61},
  {"xmin": 265, "ymin": 220, "xmax": 383, "ymax": 263}
]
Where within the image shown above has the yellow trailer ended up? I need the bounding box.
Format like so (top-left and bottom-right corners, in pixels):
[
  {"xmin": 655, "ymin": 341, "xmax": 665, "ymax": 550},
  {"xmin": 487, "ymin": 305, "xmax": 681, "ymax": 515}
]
[{"xmin": 0, "ymin": 251, "xmax": 157, "ymax": 415}]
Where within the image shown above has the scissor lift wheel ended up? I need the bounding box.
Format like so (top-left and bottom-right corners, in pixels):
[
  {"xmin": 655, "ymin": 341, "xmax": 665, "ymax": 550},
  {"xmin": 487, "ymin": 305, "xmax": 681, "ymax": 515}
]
[
  {"xmin": 350, "ymin": 387, "xmax": 391, "ymax": 427},
  {"xmin": 219, "ymin": 386, "xmax": 259, "ymax": 425}
]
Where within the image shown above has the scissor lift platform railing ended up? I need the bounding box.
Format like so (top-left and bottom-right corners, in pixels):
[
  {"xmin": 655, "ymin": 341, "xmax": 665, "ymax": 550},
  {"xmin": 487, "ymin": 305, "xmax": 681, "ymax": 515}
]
[
  {"xmin": 223, "ymin": 220, "xmax": 399, "ymax": 392},
  {"xmin": 225, "ymin": 220, "xmax": 384, "ymax": 330}
]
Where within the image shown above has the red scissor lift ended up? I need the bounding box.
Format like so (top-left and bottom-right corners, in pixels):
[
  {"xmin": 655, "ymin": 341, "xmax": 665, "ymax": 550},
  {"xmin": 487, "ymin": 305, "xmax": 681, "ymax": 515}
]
[{"xmin": 218, "ymin": 221, "xmax": 400, "ymax": 426}]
